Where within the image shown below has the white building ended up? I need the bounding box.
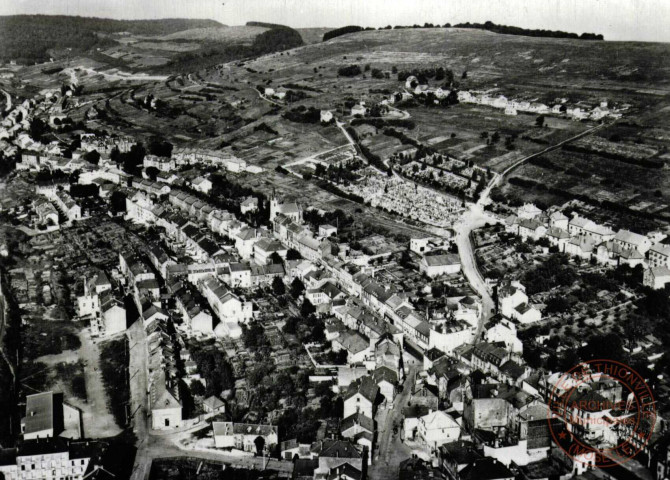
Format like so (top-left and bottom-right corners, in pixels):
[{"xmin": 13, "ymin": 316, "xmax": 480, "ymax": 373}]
[
  {"xmin": 213, "ymin": 422, "xmax": 278, "ymax": 453},
  {"xmin": 0, "ymin": 440, "xmax": 91, "ymax": 480},
  {"xmin": 643, "ymin": 267, "xmax": 670, "ymax": 290},
  {"xmin": 192, "ymin": 176, "xmax": 213, "ymax": 194},
  {"xmin": 419, "ymin": 254, "xmax": 461, "ymax": 278},
  {"xmin": 418, "ymin": 410, "xmax": 461, "ymax": 451},
  {"xmin": 498, "ymin": 281, "xmax": 541, "ymax": 324}
]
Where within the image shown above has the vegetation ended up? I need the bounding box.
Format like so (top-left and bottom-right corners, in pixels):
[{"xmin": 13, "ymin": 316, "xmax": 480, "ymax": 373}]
[
  {"xmin": 453, "ymin": 20, "xmax": 603, "ymax": 40},
  {"xmin": 323, "ymin": 26, "xmax": 370, "ymax": 41},
  {"xmin": 100, "ymin": 338, "xmax": 130, "ymax": 428},
  {"xmin": 0, "ymin": 15, "xmax": 222, "ymax": 64}
]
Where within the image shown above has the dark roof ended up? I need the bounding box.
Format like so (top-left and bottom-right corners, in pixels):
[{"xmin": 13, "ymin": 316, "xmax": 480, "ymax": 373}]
[
  {"xmin": 344, "ymin": 376, "xmax": 379, "ymax": 403},
  {"xmin": 459, "ymin": 458, "xmax": 514, "ymax": 480},
  {"xmin": 312, "ymin": 439, "xmax": 361, "ymax": 459}
]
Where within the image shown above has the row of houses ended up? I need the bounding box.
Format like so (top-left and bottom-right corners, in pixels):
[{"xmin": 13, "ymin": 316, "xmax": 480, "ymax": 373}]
[{"xmin": 508, "ymin": 204, "xmax": 670, "ymax": 288}]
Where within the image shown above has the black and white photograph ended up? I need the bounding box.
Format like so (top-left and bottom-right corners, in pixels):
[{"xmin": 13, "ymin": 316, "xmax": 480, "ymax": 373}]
[{"xmin": 0, "ymin": 1, "xmax": 668, "ymax": 479}]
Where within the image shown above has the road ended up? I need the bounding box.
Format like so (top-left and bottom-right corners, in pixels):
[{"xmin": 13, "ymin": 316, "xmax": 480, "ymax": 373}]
[{"xmin": 368, "ymin": 366, "xmax": 417, "ymax": 480}]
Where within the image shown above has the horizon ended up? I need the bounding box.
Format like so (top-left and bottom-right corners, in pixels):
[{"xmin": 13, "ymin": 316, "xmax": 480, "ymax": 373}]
[{"xmin": 1, "ymin": 0, "xmax": 669, "ymax": 43}]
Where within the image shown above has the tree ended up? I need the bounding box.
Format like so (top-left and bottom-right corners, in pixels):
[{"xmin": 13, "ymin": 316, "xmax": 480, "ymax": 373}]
[
  {"xmin": 536, "ymin": 115, "xmax": 545, "ymax": 128},
  {"xmin": 145, "ymin": 166, "xmax": 159, "ymax": 181},
  {"xmin": 189, "ymin": 379, "xmax": 206, "ymax": 397},
  {"xmin": 272, "ymin": 277, "xmax": 286, "ymax": 296},
  {"xmin": 84, "ymin": 149, "xmax": 100, "ymax": 165},
  {"xmin": 110, "ymin": 190, "xmax": 126, "ymax": 213},
  {"xmin": 290, "ymin": 278, "xmax": 305, "ymax": 299},
  {"xmin": 269, "ymin": 252, "xmax": 283, "ymax": 264},
  {"xmin": 286, "ymin": 248, "xmax": 301, "ymax": 260},
  {"xmin": 301, "ymin": 299, "xmax": 316, "ymax": 317},
  {"xmin": 148, "ymin": 138, "xmax": 173, "ymax": 157}
]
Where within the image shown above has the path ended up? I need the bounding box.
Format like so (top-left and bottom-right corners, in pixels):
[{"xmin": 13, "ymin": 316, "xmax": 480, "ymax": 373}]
[
  {"xmin": 79, "ymin": 331, "xmax": 123, "ymax": 438},
  {"xmin": 1, "ymin": 89, "xmax": 11, "ymax": 112},
  {"xmin": 128, "ymin": 320, "xmax": 150, "ymax": 480}
]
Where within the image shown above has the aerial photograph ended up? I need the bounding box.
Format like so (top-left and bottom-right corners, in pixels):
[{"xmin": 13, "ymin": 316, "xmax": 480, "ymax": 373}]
[{"xmin": 0, "ymin": 0, "xmax": 668, "ymax": 478}]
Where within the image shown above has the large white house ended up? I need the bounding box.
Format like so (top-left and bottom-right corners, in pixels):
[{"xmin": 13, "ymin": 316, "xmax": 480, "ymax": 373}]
[{"xmin": 498, "ymin": 280, "xmax": 541, "ymax": 324}]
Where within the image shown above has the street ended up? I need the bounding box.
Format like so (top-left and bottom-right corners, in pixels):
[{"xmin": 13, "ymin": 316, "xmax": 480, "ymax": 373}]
[{"xmin": 368, "ymin": 365, "xmax": 417, "ymax": 480}]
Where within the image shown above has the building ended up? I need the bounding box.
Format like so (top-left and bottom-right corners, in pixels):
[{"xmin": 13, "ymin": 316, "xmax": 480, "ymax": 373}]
[
  {"xmin": 0, "ymin": 439, "xmax": 92, "ymax": 480},
  {"xmin": 498, "ymin": 280, "xmax": 541, "ymax": 324},
  {"xmin": 320, "ymin": 110, "xmax": 334, "ymax": 123},
  {"xmin": 150, "ymin": 375, "xmax": 182, "ymax": 430},
  {"xmin": 240, "ymin": 196, "xmax": 259, "ymax": 214},
  {"xmin": 343, "ymin": 376, "xmax": 379, "ymax": 419},
  {"xmin": 319, "ymin": 224, "xmax": 337, "ymax": 238},
  {"xmin": 643, "ymin": 267, "xmax": 670, "ymax": 290},
  {"xmin": 213, "ymin": 422, "xmax": 278, "ymax": 453},
  {"xmin": 613, "ymin": 229, "xmax": 652, "ymax": 254},
  {"xmin": 419, "ymin": 254, "xmax": 461, "ymax": 278},
  {"xmin": 98, "ymin": 294, "xmax": 127, "ymax": 336},
  {"xmin": 270, "ymin": 195, "xmax": 302, "ymax": 222},
  {"xmin": 192, "ymin": 176, "xmax": 213, "ymax": 194},
  {"xmin": 417, "ymin": 410, "xmax": 461, "ymax": 452},
  {"xmin": 649, "ymin": 243, "xmax": 670, "ymax": 268},
  {"xmin": 21, "ymin": 392, "xmax": 81, "ymax": 440},
  {"xmin": 202, "ymin": 396, "xmax": 226, "ymax": 414}
]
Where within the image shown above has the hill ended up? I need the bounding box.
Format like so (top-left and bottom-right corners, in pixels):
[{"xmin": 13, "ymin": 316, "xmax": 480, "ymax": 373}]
[
  {"xmin": 251, "ymin": 27, "xmax": 670, "ymax": 86},
  {"xmin": 0, "ymin": 15, "xmax": 223, "ymax": 64}
]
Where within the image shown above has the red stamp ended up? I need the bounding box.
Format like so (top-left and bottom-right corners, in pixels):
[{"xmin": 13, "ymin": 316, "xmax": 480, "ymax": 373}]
[{"xmin": 547, "ymin": 359, "xmax": 656, "ymax": 469}]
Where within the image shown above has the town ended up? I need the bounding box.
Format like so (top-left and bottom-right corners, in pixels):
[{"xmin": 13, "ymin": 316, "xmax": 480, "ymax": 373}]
[{"xmin": 1, "ymin": 7, "xmax": 670, "ymax": 480}]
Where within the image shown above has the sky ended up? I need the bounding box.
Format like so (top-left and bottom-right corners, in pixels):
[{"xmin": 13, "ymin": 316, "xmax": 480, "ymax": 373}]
[{"xmin": 0, "ymin": 0, "xmax": 668, "ymax": 43}]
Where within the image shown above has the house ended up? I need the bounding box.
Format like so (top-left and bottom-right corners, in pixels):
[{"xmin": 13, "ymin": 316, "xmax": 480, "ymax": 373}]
[
  {"xmin": 498, "ymin": 280, "xmax": 541, "ymax": 324},
  {"xmin": 439, "ymin": 441, "xmax": 482, "ymax": 480},
  {"xmin": 418, "ymin": 410, "xmax": 461, "ymax": 451},
  {"xmin": 99, "ymin": 294, "xmax": 127, "ymax": 336},
  {"xmin": 546, "ymin": 227, "xmax": 570, "ymax": 251},
  {"xmin": 341, "ymin": 412, "xmax": 374, "ymax": 451},
  {"xmin": 372, "ymin": 366, "xmax": 398, "ymax": 404},
  {"xmin": 213, "ymin": 422, "xmax": 278, "ymax": 453},
  {"xmin": 548, "ymin": 211, "xmax": 569, "ymax": 230},
  {"xmin": 564, "ymin": 235, "xmax": 596, "ymax": 259},
  {"xmin": 343, "ymin": 376, "xmax": 378, "ymax": 419},
  {"xmin": 333, "ymin": 331, "xmax": 371, "ymax": 364},
  {"xmin": 312, "ymin": 439, "xmax": 364, "ymax": 473},
  {"xmin": 516, "ymin": 203, "xmax": 542, "ymax": 220},
  {"xmin": 517, "ymin": 219, "xmax": 546, "ymax": 242},
  {"xmin": 351, "ymin": 104, "xmax": 366, "ymax": 116},
  {"xmin": 649, "ymin": 243, "xmax": 670, "ymax": 268},
  {"xmin": 235, "ymin": 228, "xmax": 258, "ymax": 259},
  {"xmin": 643, "ymin": 267, "xmax": 670, "ymax": 290},
  {"xmin": 320, "ymin": 110, "xmax": 334, "ymax": 123},
  {"xmin": 202, "ymin": 396, "xmax": 225, "ymax": 414},
  {"xmin": 419, "ymin": 253, "xmax": 461, "ymax": 278},
  {"xmin": 192, "ymin": 176, "xmax": 212, "ymax": 194}
]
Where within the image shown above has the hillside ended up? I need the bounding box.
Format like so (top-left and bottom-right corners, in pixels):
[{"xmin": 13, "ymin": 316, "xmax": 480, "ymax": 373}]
[
  {"xmin": 0, "ymin": 15, "xmax": 223, "ymax": 64},
  {"xmin": 248, "ymin": 27, "xmax": 670, "ymax": 87}
]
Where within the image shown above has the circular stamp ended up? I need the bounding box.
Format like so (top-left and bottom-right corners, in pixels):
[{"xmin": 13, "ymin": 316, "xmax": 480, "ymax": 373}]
[{"xmin": 547, "ymin": 359, "xmax": 656, "ymax": 469}]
